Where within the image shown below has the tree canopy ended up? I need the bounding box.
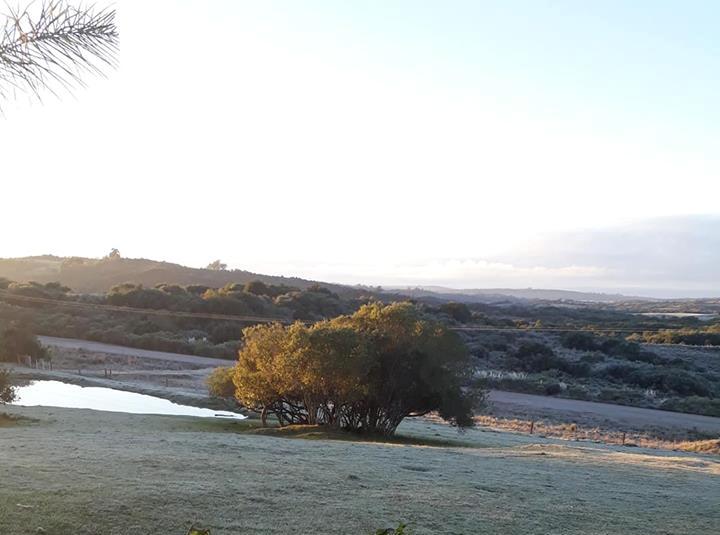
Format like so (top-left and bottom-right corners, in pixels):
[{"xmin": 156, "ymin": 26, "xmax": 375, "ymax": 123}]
[
  {"xmin": 0, "ymin": 323, "xmax": 47, "ymax": 362},
  {"xmin": 233, "ymin": 302, "xmax": 480, "ymax": 435}
]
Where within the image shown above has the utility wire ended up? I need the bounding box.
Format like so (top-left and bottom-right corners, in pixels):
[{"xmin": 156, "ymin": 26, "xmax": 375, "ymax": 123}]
[{"xmin": 0, "ymin": 289, "xmax": 708, "ymax": 334}]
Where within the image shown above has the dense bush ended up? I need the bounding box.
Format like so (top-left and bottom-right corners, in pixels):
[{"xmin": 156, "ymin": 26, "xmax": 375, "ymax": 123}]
[
  {"xmin": 597, "ymin": 388, "xmax": 646, "ymax": 405},
  {"xmin": 560, "ymin": 332, "xmax": 663, "ymax": 364},
  {"xmin": 233, "ymin": 302, "xmax": 481, "ymax": 436},
  {"xmin": 598, "ymin": 363, "xmax": 713, "ymax": 397},
  {"xmin": 0, "ymin": 368, "xmax": 15, "ymax": 403},
  {"xmin": 207, "ymin": 366, "xmax": 236, "ymax": 399},
  {"xmin": 0, "ymin": 324, "xmax": 47, "ymax": 362},
  {"xmin": 580, "ymin": 353, "xmax": 605, "ymax": 364},
  {"xmin": 515, "ymin": 342, "xmax": 554, "ymax": 359},
  {"xmin": 544, "ymin": 382, "xmax": 562, "ymax": 395},
  {"xmin": 512, "ymin": 343, "xmax": 589, "ymax": 377},
  {"xmin": 438, "ymin": 302, "xmax": 473, "ymax": 323},
  {"xmin": 597, "ymin": 363, "xmax": 639, "ymax": 381},
  {"xmin": 632, "ymin": 326, "xmax": 720, "ymax": 347},
  {"xmin": 627, "ymin": 369, "xmax": 712, "ymax": 397},
  {"xmin": 558, "ymin": 360, "xmax": 591, "ymax": 378},
  {"xmin": 560, "ymin": 332, "xmax": 599, "ymax": 351}
]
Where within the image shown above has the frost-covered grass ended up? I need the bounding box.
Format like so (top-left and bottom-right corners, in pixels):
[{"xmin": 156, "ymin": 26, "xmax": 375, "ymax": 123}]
[{"xmin": 1, "ymin": 406, "xmax": 719, "ymax": 534}]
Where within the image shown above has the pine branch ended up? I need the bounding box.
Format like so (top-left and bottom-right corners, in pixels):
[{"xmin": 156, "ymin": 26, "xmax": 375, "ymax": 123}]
[{"xmin": 0, "ymin": 1, "xmax": 118, "ymax": 103}]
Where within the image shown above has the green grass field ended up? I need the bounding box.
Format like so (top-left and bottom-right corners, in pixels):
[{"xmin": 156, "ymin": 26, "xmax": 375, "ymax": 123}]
[{"xmin": 1, "ymin": 405, "xmax": 718, "ymax": 534}]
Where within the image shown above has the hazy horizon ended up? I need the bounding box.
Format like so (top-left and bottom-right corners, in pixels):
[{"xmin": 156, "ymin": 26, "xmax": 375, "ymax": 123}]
[
  {"xmin": 5, "ymin": 213, "xmax": 719, "ymax": 299},
  {"xmin": 3, "ymin": 1, "xmax": 719, "ymax": 298}
]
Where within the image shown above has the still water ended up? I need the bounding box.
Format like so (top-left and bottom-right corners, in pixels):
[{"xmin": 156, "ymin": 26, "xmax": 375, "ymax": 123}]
[{"xmin": 13, "ymin": 380, "xmax": 246, "ymax": 419}]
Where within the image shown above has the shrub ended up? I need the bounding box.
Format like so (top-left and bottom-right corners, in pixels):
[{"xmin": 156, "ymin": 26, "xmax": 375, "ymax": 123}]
[
  {"xmin": 439, "ymin": 302, "xmax": 472, "ymax": 323},
  {"xmin": 580, "ymin": 353, "xmax": 605, "ymax": 364},
  {"xmin": 545, "ymin": 382, "xmax": 562, "ymax": 396},
  {"xmin": 597, "ymin": 363, "xmax": 639, "ymax": 381},
  {"xmin": 627, "ymin": 368, "xmax": 711, "ymax": 397},
  {"xmin": 0, "ymin": 324, "xmax": 47, "ymax": 363},
  {"xmin": 599, "ymin": 338, "xmax": 642, "ymax": 359},
  {"xmin": 516, "ymin": 342, "xmax": 554, "ymax": 359},
  {"xmin": 560, "ymin": 332, "xmax": 599, "ymax": 351},
  {"xmin": 597, "ymin": 388, "xmax": 645, "ymax": 405},
  {"xmin": 207, "ymin": 367, "xmax": 236, "ymax": 399},
  {"xmin": 625, "ymin": 350, "xmax": 663, "ymax": 364},
  {"xmin": 557, "ymin": 360, "xmax": 592, "ymax": 378},
  {"xmin": 0, "ymin": 368, "xmax": 15, "ymax": 404},
  {"xmin": 513, "ymin": 343, "xmax": 559, "ymax": 373}
]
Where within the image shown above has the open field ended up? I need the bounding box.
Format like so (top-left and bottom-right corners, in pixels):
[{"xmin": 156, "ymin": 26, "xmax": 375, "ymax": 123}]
[{"xmin": 1, "ymin": 405, "xmax": 719, "ymax": 535}]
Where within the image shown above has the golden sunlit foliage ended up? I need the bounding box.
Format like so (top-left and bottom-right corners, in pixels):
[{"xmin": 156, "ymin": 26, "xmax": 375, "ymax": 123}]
[{"xmin": 233, "ymin": 302, "xmax": 481, "ymax": 435}]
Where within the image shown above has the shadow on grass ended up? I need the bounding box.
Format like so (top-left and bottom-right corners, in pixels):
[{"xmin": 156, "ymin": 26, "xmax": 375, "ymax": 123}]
[
  {"xmin": 180, "ymin": 418, "xmax": 473, "ymax": 448},
  {"xmin": 0, "ymin": 412, "xmax": 37, "ymax": 427}
]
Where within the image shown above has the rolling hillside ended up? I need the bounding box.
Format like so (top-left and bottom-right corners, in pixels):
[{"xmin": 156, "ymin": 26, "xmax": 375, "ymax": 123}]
[
  {"xmin": 0, "ymin": 256, "xmax": 338, "ymax": 295},
  {"xmin": 0, "ymin": 255, "xmax": 654, "ymax": 304}
]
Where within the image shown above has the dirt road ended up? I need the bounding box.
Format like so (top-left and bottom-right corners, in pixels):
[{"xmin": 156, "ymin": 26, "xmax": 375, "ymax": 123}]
[
  {"xmin": 39, "ymin": 336, "xmax": 231, "ymax": 367},
  {"xmin": 489, "ymin": 390, "xmax": 720, "ymax": 434}
]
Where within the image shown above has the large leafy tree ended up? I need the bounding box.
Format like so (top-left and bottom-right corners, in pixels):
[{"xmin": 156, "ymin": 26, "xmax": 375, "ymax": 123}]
[{"xmin": 233, "ymin": 302, "xmax": 481, "ymax": 435}]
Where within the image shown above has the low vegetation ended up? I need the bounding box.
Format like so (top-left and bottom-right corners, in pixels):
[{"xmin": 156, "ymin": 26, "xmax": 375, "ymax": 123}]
[
  {"xmin": 3, "ymin": 262, "xmax": 720, "ymax": 418},
  {"xmin": 0, "ymin": 368, "xmax": 15, "ymax": 404},
  {"xmin": 471, "ymin": 331, "xmax": 720, "ymax": 416},
  {"xmin": 629, "ymin": 325, "xmax": 720, "ymax": 346}
]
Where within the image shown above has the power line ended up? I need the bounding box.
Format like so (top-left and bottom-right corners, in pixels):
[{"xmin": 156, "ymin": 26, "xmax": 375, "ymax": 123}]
[
  {"xmin": 0, "ymin": 289, "xmax": 290, "ymax": 324},
  {"xmin": 0, "ymin": 289, "xmax": 709, "ymax": 335}
]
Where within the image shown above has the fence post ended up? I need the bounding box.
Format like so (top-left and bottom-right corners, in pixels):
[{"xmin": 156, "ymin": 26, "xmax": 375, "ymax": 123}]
[
  {"xmin": 622, "ymin": 432, "xmax": 626, "ymax": 445},
  {"xmin": 529, "ymin": 421, "xmax": 535, "ymax": 435}
]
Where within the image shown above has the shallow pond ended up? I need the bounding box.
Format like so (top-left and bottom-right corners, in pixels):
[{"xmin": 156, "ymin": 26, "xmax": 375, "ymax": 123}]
[{"xmin": 12, "ymin": 380, "xmax": 246, "ymax": 419}]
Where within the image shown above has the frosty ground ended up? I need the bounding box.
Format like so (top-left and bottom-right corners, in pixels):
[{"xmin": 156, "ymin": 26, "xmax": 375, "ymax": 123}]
[{"xmin": 1, "ymin": 405, "xmax": 718, "ymax": 535}]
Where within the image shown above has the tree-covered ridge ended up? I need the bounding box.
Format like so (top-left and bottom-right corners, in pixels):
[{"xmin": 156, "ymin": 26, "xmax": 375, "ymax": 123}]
[{"xmin": 0, "ymin": 255, "xmax": 351, "ymax": 295}]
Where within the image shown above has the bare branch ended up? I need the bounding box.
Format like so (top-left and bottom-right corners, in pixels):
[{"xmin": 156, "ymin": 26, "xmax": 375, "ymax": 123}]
[{"xmin": 0, "ymin": 1, "xmax": 118, "ymax": 104}]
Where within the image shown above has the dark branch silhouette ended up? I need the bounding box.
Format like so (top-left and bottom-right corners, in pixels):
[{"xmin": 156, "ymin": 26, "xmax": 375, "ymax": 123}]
[{"xmin": 0, "ymin": 1, "xmax": 118, "ymax": 103}]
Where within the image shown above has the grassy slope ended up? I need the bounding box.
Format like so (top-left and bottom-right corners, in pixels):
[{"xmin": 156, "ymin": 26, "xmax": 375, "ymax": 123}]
[
  {"xmin": 0, "ymin": 256, "xmax": 337, "ymax": 294},
  {"xmin": 1, "ymin": 406, "xmax": 718, "ymax": 535}
]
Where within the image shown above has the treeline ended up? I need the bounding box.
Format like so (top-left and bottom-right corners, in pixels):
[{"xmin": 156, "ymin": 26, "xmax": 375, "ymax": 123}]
[
  {"xmin": 1, "ymin": 278, "xmax": 358, "ymax": 321},
  {"xmin": 0, "ymin": 279, "xmax": 366, "ymax": 358}
]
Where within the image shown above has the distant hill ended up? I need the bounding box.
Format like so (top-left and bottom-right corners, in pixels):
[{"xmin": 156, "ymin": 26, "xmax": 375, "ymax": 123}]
[
  {"xmin": 0, "ymin": 255, "xmax": 655, "ymax": 304},
  {"xmin": 387, "ymin": 286, "xmax": 651, "ymax": 304},
  {"xmin": 0, "ymin": 255, "xmax": 343, "ymax": 295}
]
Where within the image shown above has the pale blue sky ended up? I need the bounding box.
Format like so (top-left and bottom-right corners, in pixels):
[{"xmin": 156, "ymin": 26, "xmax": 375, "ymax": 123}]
[{"xmin": 2, "ymin": 1, "xmax": 718, "ymax": 294}]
